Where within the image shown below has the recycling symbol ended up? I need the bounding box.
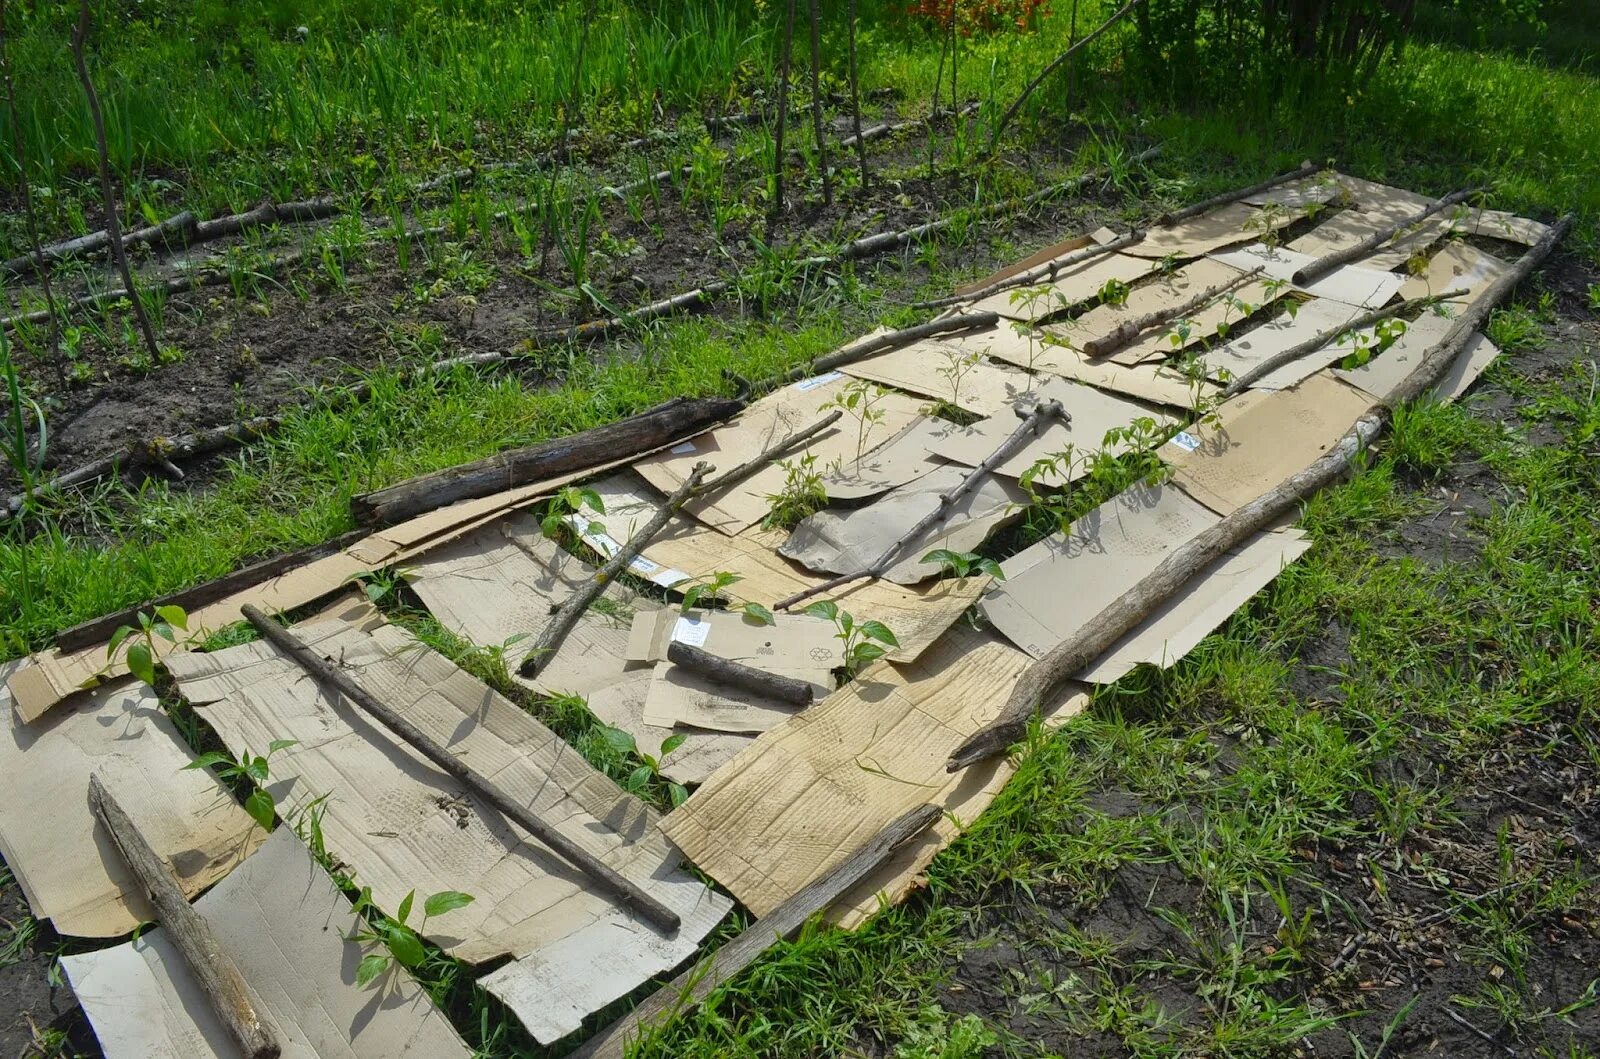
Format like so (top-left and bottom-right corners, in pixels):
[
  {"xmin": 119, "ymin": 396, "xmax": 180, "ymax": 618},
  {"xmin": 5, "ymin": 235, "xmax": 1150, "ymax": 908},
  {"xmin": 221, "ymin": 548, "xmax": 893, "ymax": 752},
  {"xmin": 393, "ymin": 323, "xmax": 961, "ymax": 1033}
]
[{"xmin": 809, "ymin": 646, "xmax": 832, "ymax": 661}]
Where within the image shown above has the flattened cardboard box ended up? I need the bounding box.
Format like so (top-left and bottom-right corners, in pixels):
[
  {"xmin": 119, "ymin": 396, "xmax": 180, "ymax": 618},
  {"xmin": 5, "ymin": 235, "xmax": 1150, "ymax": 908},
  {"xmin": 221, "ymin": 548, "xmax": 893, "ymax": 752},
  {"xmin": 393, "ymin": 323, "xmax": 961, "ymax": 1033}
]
[
  {"xmin": 62, "ymin": 827, "xmax": 470, "ymax": 1059},
  {"xmin": 1122, "ymin": 201, "xmax": 1285, "ymax": 260},
  {"xmin": 1211, "ymin": 243, "xmax": 1404, "ymax": 309},
  {"xmin": 952, "ymin": 326, "xmax": 1217, "ymax": 410},
  {"xmin": 1165, "ymin": 372, "xmax": 1375, "ymax": 517},
  {"xmin": 1398, "ymin": 241, "xmax": 1509, "ymax": 308},
  {"xmin": 841, "ymin": 341, "xmax": 1037, "ymax": 416},
  {"xmin": 1196, "ymin": 296, "xmax": 1368, "ymax": 390},
  {"xmin": 821, "ymin": 415, "xmax": 956, "ymax": 500},
  {"xmin": 1287, "ymin": 207, "xmax": 1452, "ymax": 272},
  {"xmin": 0, "ymin": 664, "xmax": 265, "ymax": 938},
  {"xmin": 639, "ymin": 659, "xmax": 824, "ymax": 734},
  {"xmin": 1337, "ymin": 314, "xmax": 1501, "ymax": 405},
  {"xmin": 162, "ymin": 617, "xmax": 731, "ymax": 1039},
  {"xmin": 625, "ymin": 608, "xmax": 841, "ymax": 672},
  {"xmin": 966, "ymin": 252, "xmax": 1155, "ymax": 320}
]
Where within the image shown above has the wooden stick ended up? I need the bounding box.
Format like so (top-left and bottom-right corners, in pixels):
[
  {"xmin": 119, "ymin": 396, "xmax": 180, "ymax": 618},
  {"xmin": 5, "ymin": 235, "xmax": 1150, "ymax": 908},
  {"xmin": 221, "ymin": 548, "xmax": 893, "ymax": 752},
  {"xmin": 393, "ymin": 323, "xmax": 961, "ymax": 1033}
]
[
  {"xmin": 572, "ymin": 802, "xmax": 942, "ymax": 1059},
  {"xmin": 1155, "ymin": 161, "xmax": 1316, "ymax": 226},
  {"xmin": 845, "ymin": 0, "xmax": 869, "ymax": 190},
  {"xmin": 1220, "ymin": 287, "xmax": 1468, "ymax": 396},
  {"xmin": 913, "ymin": 229, "xmax": 1144, "ymax": 311},
  {"xmin": 698, "ymin": 409, "xmax": 842, "ymax": 494},
  {"xmin": 806, "ymin": 0, "xmax": 831, "ymax": 206},
  {"xmin": 1290, "ymin": 186, "xmax": 1484, "ymax": 286},
  {"xmin": 776, "ymin": 399, "xmax": 1065, "ymax": 610},
  {"xmin": 87, "ymin": 774, "xmax": 281, "ymax": 1059},
  {"xmin": 2, "ymin": 210, "xmax": 198, "ymax": 276},
  {"xmin": 667, "ymin": 641, "xmax": 814, "ymax": 707},
  {"xmin": 351, "ymin": 396, "xmax": 742, "ymax": 527},
  {"xmin": 1081, "ymin": 266, "xmax": 1264, "ymax": 358},
  {"xmin": 947, "ymin": 215, "xmax": 1572, "ymax": 772},
  {"xmin": 988, "ymin": 0, "xmax": 1144, "ymax": 149},
  {"xmin": 770, "ymin": 0, "xmax": 798, "ymax": 229},
  {"xmin": 240, "ymin": 604, "xmax": 682, "ymax": 933},
  {"xmin": 520, "ymin": 463, "xmax": 713, "ymax": 677}
]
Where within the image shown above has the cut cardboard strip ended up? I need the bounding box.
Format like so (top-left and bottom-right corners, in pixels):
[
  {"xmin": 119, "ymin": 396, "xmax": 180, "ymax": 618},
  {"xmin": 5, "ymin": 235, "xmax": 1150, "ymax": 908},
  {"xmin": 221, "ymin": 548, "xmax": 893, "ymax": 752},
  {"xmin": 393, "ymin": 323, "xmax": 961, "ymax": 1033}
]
[
  {"xmin": 1449, "ymin": 207, "xmax": 1550, "ymax": 247},
  {"xmin": 626, "ymin": 608, "xmax": 841, "ymax": 673},
  {"xmin": 584, "ymin": 672, "xmax": 751, "ymax": 786},
  {"xmin": 779, "ymin": 463, "xmax": 1027, "ymax": 584},
  {"xmin": 660, "ymin": 625, "xmax": 1090, "ymax": 927},
  {"xmin": 1287, "ymin": 207, "xmax": 1452, "ymax": 272},
  {"xmin": 1197, "ymin": 296, "xmax": 1366, "ymax": 388},
  {"xmin": 1211, "ymin": 243, "xmax": 1405, "ymax": 309},
  {"xmin": 966, "ymin": 252, "xmax": 1155, "ymax": 320},
  {"xmin": 640, "ymin": 660, "xmax": 828, "ymax": 735},
  {"xmin": 821, "ymin": 415, "xmax": 957, "ymax": 500},
  {"xmin": 1336, "ymin": 314, "xmax": 1500, "ymax": 405},
  {"xmin": 930, "ymin": 377, "xmax": 1174, "ymax": 489},
  {"xmin": 639, "ymin": 522, "xmax": 987, "ymax": 665},
  {"xmin": 841, "ymin": 341, "xmax": 1038, "ymax": 416},
  {"xmin": 61, "ymin": 827, "xmax": 471, "ymax": 1059},
  {"xmin": 1333, "ymin": 173, "xmax": 1433, "ymax": 213},
  {"xmin": 1123, "ymin": 201, "xmax": 1282, "ymax": 260},
  {"xmin": 955, "ymin": 326, "xmax": 1216, "ymax": 410},
  {"xmin": 1397, "ymin": 241, "xmax": 1509, "ymax": 307},
  {"xmin": 163, "ymin": 618, "xmax": 731, "ymax": 975},
  {"xmin": 953, "ymin": 226, "xmax": 1118, "ymax": 296},
  {"xmin": 0, "ymin": 664, "xmax": 265, "ymax": 939},
  {"xmin": 634, "ymin": 373, "xmax": 924, "ymax": 535},
  {"xmin": 1243, "ymin": 172, "xmax": 1347, "ymax": 210},
  {"xmin": 1165, "ymin": 372, "xmax": 1375, "ymax": 517}
]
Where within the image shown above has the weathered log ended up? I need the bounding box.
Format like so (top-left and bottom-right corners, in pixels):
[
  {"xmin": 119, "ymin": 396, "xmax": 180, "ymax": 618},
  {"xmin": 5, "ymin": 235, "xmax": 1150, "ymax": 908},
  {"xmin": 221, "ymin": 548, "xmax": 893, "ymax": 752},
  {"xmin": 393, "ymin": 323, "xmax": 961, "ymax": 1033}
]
[
  {"xmin": 240, "ymin": 604, "xmax": 682, "ymax": 933},
  {"xmin": 87, "ymin": 774, "xmax": 281, "ymax": 1059},
  {"xmin": 667, "ymin": 641, "xmax": 814, "ymax": 707},
  {"xmin": 2, "ymin": 210, "xmax": 198, "ymax": 275},
  {"xmin": 1155, "ymin": 161, "xmax": 1316, "ymax": 227},
  {"xmin": 947, "ymin": 214, "xmax": 1573, "ymax": 772},
  {"xmin": 350, "ymin": 396, "xmax": 743, "ymax": 527},
  {"xmin": 1080, "ymin": 265, "xmax": 1264, "ymax": 358},
  {"xmin": 572, "ymin": 802, "xmax": 942, "ymax": 1059},
  {"xmin": 519, "ymin": 463, "xmax": 712, "ymax": 677},
  {"xmin": 1290, "ymin": 186, "xmax": 1484, "ymax": 286}
]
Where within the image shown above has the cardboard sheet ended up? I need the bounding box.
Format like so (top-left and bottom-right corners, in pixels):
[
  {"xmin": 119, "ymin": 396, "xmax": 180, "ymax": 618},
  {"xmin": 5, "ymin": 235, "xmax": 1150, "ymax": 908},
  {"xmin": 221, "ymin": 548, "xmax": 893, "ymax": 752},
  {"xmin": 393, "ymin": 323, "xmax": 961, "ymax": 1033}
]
[
  {"xmin": 954, "ymin": 325, "xmax": 1217, "ymax": 409},
  {"xmin": 1397, "ymin": 241, "xmax": 1509, "ymax": 307},
  {"xmin": 163, "ymin": 618, "xmax": 732, "ymax": 987},
  {"xmin": 551, "ymin": 475, "xmax": 695, "ymax": 590},
  {"xmin": 1333, "ymin": 174, "xmax": 1433, "ymax": 213},
  {"xmin": 1449, "ymin": 207, "xmax": 1550, "ymax": 247},
  {"xmin": 1059, "ymin": 258, "xmax": 1282, "ymax": 366},
  {"xmin": 583, "ymin": 671, "xmax": 752, "ymax": 786},
  {"xmin": 1287, "ymin": 207, "xmax": 1452, "ymax": 273},
  {"xmin": 640, "ymin": 661, "xmax": 828, "ymax": 735},
  {"xmin": 1165, "ymin": 373, "xmax": 1375, "ymax": 516},
  {"xmin": 841, "ymin": 341, "xmax": 1038, "ymax": 416},
  {"xmin": 1211, "ymin": 243, "xmax": 1405, "ymax": 310},
  {"xmin": 0, "ymin": 665, "xmax": 265, "ymax": 938},
  {"xmin": 626, "ymin": 607, "xmax": 840, "ymax": 673},
  {"xmin": 659, "ymin": 625, "xmax": 1090, "ymax": 927},
  {"xmin": 638, "ymin": 523, "xmax": 988, "ymax": 664},
  {"xmin": 1243, "ymin": 171, "xmax": 1347, "ymax": 210},
  {"xmin": 821, "ymin": 415, "xmax": 957, "ymax": 500},
  {"xmin": 953, "ymin": 227, "xmax": 1117, "ymax": 296},
  {"xmin": 633, "ymin": 373, "xmax": 924, "ymax": 535},
  {"xmin": 61, "ymin": 827, "xmax": 470, "ymax": 1059},
  {"xmin": 966, "ymin": 252, "xmax": 1155, "ymax": 321},
  {"xmin": 1336, "ymin": 313, "xmax": 1501, "ymax": 404},
  {"xmin": 930, "ymin": 377, "xmax": 1174, "ymax": 489},
  {"xmin": 1197, "ymin": 296, "xmax": 1367, "ymax": 389},
  {"xmin": 1123, "ymin": 201, "xmax": 1284, "ymax": 260}
]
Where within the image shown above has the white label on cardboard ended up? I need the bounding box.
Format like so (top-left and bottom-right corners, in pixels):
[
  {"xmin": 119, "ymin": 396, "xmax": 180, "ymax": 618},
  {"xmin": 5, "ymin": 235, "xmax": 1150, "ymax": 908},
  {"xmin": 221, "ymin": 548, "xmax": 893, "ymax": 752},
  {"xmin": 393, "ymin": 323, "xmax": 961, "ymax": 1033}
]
[
  {"xmin": 656, "ymin": 568, "xmax": 693, "ymax": 587},
  {"xmin": 1167, "ymin": 430, "xmax": 1201, "ymax": 453},
  {"xmin": 628, "ymin": 555, "xmax": 661, "ymax": 575},
  {"xmin": 793, "ymin": 371, "xmax": 844, "ymax": 391},
  {"xmin": 671, "ymin": 615, "xmax": 712, "ymax": 648}
]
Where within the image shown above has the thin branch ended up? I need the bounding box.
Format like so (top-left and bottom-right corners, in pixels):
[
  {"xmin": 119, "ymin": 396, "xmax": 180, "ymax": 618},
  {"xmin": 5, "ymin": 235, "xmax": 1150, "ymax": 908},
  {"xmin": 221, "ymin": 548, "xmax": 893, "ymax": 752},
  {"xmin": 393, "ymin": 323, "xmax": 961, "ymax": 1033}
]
[
  {"xmin": 846, "ymin": 0, "xmax": 869, "ymax": 190},
  {"xmin": 1290, "ymin": 186, "xmax": 1485, "ymax": 285},
  {"xmin": 666, "ymin": 641, "xmax": 814, "ymax": 707},
  {"xmin": 806, "ymin": 0, "xmax": 831, "ymax": 206},
  {"xmin": 1081, "ymin": 265, "xmax": 1264, "ymax": 358},
  {"xmin": 769, "ymin": 0, "xmax": 799, "ymax": 230}
]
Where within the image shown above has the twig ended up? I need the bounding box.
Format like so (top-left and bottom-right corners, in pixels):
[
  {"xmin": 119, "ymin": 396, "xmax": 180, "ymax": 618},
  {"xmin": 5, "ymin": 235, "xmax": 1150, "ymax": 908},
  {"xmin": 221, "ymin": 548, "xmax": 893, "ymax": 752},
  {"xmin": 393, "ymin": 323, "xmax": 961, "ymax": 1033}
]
[
  {"xmin": 776, "ymin": 399, "xmax": 1066, "ymax": 610},
  {"xmin": 1081, "ymin": 265, "xmax": 1264, "ymax": 358},
  {"xmin": 770, "ymin": 0, "xmax": 798, "ymax": 229},
  {"xmin": 667, "ymin": 641, "xmax": 814, "ymax": 707},
  {"xmin": 698, "ymin": 409, "xmax": 842, "ymax": 494},
  {"xmin": 1290, "ymin": 186, "xmax": 1485, "ymax": 285},
  {"xmin": 241, "ymin": 604, "xmax": 681, "ymax": 933},
  {"xmin": 1156, "ymin": 161, "xmax": 1316, "ymax": 226},
  {"xmin": 1442, "ymin": 1006, "xmax": 1514, "ymax": 1055},
  {"xmin": 806, "ymin": 0, "xmax": 831, "ymax": 206},
  {"xmin": 520, "ymin": 463, "xmax": 713, "ymax": 676},
  {"xmin": 988, "ymin": 0, "xmax": 1145, "ymax": 150},
  {"xmin": 846, "ymin": 0, "xmax": 869, "ymax": 190}
]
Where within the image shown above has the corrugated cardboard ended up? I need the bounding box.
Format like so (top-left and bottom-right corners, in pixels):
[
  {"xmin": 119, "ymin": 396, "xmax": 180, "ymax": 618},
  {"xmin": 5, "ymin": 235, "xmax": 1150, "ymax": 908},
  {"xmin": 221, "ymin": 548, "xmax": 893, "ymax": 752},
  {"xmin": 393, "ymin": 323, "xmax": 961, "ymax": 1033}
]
[
  {"xmin": 552, "ymin": 473, "xmax": 696, "ymax": 589},
  {"xmin": 779, "ymin": 463, "xmax": 1027, "ymax": 584},
  {"xmin": 1243, "ymin": 172, "xmax": 1346, "ymax": 210},
  {"xmin": 659, "ymin": 625, "xmax": 1090, "ymax": 927},
  {"xmin": 1165, "ymin": 372, "xmax": 1375, "ymax": 516},
  {"xmin": 821, "ymin": 415, "xmax": 957, "ymax": 500},
  {"xmin": 163, "ymin": 618, "xmax": 732, "ymax": 977},
  {"xmin": 1336, "ymin": 316, "xmax": 1500, "ymax": 405},
  {"xmin": 1198, "ymin": 296, "xmax": 1367, "ymax": 389},
  {"xmin": 0, "ymin": 665, "xmax": 265, "ymax": 938},
  {"xmin": 583, "ymin": 672, "xmax": 752, "ymax": 785},
  {"xmin": 1211, "ymin": 243, "xmax": 1405, "ymax": 309},
  {"xmin": 1397, "ymin": 241, "xmax": 1509, "ymax": 307},
  {"xmin": 929, "ymin": 377, "xmax": 1174, "ymax": 489},
  {"xmin": 841, "ymin": 341, "xmax": 1038, "ymax": 416},
  {"xmin": 953, "ymin": 229, "xmax": 1114, "ymax": 296},
  {"xmin": 1333, "ymin": 174, "xmax": 1432, "ymax": 213},
  {"xmin": 955, "ymin": 325, "xmax": 1216, "ymax": 410},
  {"xmin": 1449, "ymin": 207, "xmax": 1550, "ymax": 247},
  {"xmin": 640, "ymin": 661, "xmax": 828, "ymax": 735},
  {"xmin": 1287, "ymin": 208, "xmax": 1452, "ymax": 273},
  {"xmin": 633, "ymin": 373, "xmax": 924, "ymax": 535},
  {"xmin": 61, "ymin": 827, "xmax": 470, "ymax": 1059},
  {"xmin": 638, "ymin": 523, "xmax": 988, "ymax": 665},
  {"xmin": 966, "ymin": 253, "xmax": 1155, "ymax": 321},
  {"xmin": 1123, "ymin": 202, "xmax": 1283, "ymax": 260},
  {"xmin": 625, "ymin": 607, "xmax": 840, "ymax": 672}
]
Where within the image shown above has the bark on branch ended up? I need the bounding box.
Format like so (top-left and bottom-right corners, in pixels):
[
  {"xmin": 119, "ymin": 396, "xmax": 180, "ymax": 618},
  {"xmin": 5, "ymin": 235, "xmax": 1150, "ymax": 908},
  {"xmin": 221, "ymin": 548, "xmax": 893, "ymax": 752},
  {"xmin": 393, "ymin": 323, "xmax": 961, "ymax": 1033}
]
[
  {"xmin": 667, "ymin": 641, "xmax": 815, "ymax": 707},
  {"xmin": 1290, "ymin": 186, "xmax": 1485, "ymax": 286},
  {"xmin": 1081, "ymin": 265, "xmax": 1264, "ymax": 358}
]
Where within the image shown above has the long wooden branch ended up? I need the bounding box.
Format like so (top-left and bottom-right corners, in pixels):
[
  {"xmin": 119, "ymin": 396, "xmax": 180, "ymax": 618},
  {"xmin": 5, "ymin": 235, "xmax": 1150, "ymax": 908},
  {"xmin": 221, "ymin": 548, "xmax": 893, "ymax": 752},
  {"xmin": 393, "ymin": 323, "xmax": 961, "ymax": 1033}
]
[
  {"xmin": 988, "ymin": 0, "xmax": 1145, "ymax": 149},
  {"xmin": 1155, "ymin": 161, "xmax": 1316, "ymax": 226},
  {"xmin": 520, "ymin": 463, "xmax": 712, "ymax": 676},
  {"xmin": 1081, "ymin": 265, "xmax": 1264, "ymax": 358},
  {"xmin": 947, "ymin": 215, "xmax": 1572, "ymax": 772},
  {"xmin": 1290, "ymin": 186, "xmax": 1484, "ymax": 285},
  {"xmin": 1220, "ymin": 287, "xmax": 1468, "ymax": 396},
  {"xmin": 699, "ymin": 409, "xmax": 842, "ymax": 494},
  {"xmin": 88, "ymin": 774, "xmax": 281, "ymax": 1059},
  {"xmin": 775, "ymin": 399, "xmax": 1066, "ymax": 610},
  {"xmin": 572, "ymin": 802, "xmax": 942, "ymax": 1059},
  {"xmin": 667, "ymin": 641, "xmax": 814, "ymax": 707},
  {"xmin": 240, "ymin": 604, "xmax": 682, "ymax": 933}
]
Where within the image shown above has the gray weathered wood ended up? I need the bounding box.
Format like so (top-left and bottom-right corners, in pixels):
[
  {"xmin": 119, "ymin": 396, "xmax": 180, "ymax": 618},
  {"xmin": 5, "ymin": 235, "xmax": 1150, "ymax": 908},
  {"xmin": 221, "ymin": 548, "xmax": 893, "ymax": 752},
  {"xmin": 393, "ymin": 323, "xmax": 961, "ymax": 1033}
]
[
  {"xmin": 87, "ymin": 774, "xmax": 281, "ymax": 1059},
  {"xmin": 666, "ymin": 641, "xmax": 815, "ymax": 707},
  {"xmin": 240, "ymin": 605, "xmax": 682, "ymax": 933},
  {"xmin": 572, "ymin": 802, "xmax": 942, "ymax": 1059}
]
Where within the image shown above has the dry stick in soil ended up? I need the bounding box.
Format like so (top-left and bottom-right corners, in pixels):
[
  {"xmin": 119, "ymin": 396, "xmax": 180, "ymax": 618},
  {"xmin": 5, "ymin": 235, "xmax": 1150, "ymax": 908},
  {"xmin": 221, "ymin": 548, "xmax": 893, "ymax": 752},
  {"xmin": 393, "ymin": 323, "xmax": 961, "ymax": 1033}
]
[
  {"xmin": 1155, "ymin": 160, "xmax": 1316, "ymax": 226},
  {"xmin": 846, "ymin": 0, "xmax": 869, "ymax": 189},
  {"xmin": 1290, "ymin": 186, "xmax": 1485, "ymax": 286},
  {"xmin": 666, "ymin": 641, "xmax": 815, "ymax": 707},
  {"xmin": 240, "ymin": 604, "xmax": 682, "ymax": 934},
  {"xmin": 0, "ymin": 0, "xmax": 62, "ymax": 379},
  {"xmin": 87, "ymin": 774, "xmax": 282, "ymax": 1059},
  {"xmin": 1220, "ymin": 287, "xmax": 1468, "ymax": 395},
  {"xmin": 1080, "ymin": 265, "xmax": 1265, "ymax": 358},
  {"xmin": 520, "ymin": 462, "xmax": 713, "ymax": 677},
  {"xmin": 776, "ymin": 398, "xmax": 1067, "ymax": 610},
  {"xmin": 2, "ymin": 210, "xmax": 197, "ymax": 276},
  {"xmin": 806, "ymin": 0, "xmax": 831, "ymax": 206},
  {"xmin": 572, "ymin": 802, "xmax": 942, "ymax": 1059},
  {"xmin": 988, "ymin": 0, "xmax": 1145, "ymax": 150},
  {"xmin": 948, "ymin": 214, "xmax": 1573, "ymax": 772},
  {"xmin": 71, "ymin": 0, "xmax": 160, "ymax": 364},
  {"xmin": 770, "ymin": 0, "xmax": 799, "ymax": 228}
]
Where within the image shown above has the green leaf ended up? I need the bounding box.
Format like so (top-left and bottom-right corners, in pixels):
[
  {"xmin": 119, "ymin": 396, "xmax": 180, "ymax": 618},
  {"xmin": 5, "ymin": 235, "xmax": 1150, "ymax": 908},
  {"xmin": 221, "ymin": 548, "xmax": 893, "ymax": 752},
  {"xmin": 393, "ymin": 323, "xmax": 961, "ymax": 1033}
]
[
  {"xmin": 152, "ymin": 621, "xmax": 177, "ymax": 643},
  {"xmin": 851, "ymin": 643, "xmax": 888, "ymax": 665},
  {"xmin": 396, "ymin": 890, "xmax": 415, "ymax": 926},
  {"xmin": 387, "ymin": 925, "xmax": 426, "ymax": 968},
  {"xmin": 267, "ymin": 739, "xmax": 298, "ymax": 756},
  {"xmin": 681, "ymin": 585, "xmax": 705, "ymax": 612},
  {"xmin": 243, "ymin": 788, "xmax": 276, "ymax": 831},
  {"xmin": 541, "ymin": 514, "xmax": 562, "ymax": 540},
  {"xmin": 804, "ymin": 600, "xmax": 839, "ymax": 623},
  {"xmin": 598, "ymin": 725, "xmax": 637, "ymax": 756},
  {"xmin": 668, "ymin": 782, "xmax": 689, "ymax": 809},
  {"xmin": 626, "ymin": 765, "xmax": 653, "ymax": 792},
  {"xmin": 155, "ymin": 605, "xmax": 189, "ymax": 632},
  {"xmin": 920, "ymin": 548, "xmax": 964, "ymax": 572},
  {"xmin": 423, "ymin": 890, "xmax": 475, "ymax": 919},
  {"xmin": 660, "ymin": 733, "xmax": 687, "ymax": 757},
  {"xmin": 125, "ymin": 642, "xmax": 157, "ymax": 687},
  {"xmin": 741, "ymin": 602, "xmax": 775, "ymax": 627},
  {"xmin": 355, "ymin": 953, "xmax": 391, "ymax": 988},
  {"xmin": 858, "ymin": 620, "xmax": 899, "ymax": 647},
  {"xmin": 181, "ymin": 751, "xmax": 235, "ymax": 772},
  {"xmin": 977, "ymin": 558, "xmax": 1007, "ymax": 580},
  {"xmin": 577, "ymin": 488, "xmax": 605, "ymax": 514},
  {"xmin": 107, "ymin": 625, "xmax": 136, "ymax": 658}
]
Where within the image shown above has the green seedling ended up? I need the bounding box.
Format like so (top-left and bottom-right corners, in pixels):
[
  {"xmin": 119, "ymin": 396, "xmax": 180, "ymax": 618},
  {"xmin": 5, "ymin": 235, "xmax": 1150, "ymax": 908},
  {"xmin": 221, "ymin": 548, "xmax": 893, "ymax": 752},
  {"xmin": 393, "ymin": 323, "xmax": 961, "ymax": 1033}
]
[
  {"xmin": 803, "ymin": 600, "xmax": 898, "ymax": 677},
  {"xmin": 921, "ymin": 548, "xmax": 1005, "ymax": 582},
  {"xmin": 182, "ymin": 739, "xmax": 297, "ymax": 832},
  {"xmin": 763, "ymin": 452, "xmax": 828, "ymax": 529},
  {"xmin": 351, "ymin": 887, "xmax": 475, "ymax": 988},
  {"xmin": 821, "ymin": 380, "xmax": 890, "ymax": 466},
  {"xmin": 598, "ymin": 726, "xmax": 690, "ymax": 809},
  {"xmin": 542, "ymin": 484, "xmax": 606, "ymax": 543},
  {"xmin": 107, "ymin": 605, "xmax": 191, "ymax": 688},
  {"xmin": 677, "ymin": 570, "xmax": 775, "ymax": 626}
]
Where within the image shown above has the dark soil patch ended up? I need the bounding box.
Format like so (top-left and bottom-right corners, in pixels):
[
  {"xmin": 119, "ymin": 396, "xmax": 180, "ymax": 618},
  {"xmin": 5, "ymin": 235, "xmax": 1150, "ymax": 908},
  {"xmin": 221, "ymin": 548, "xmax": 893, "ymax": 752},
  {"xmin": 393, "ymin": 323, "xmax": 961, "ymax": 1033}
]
[{"xmin": 0, "ymin": 881, "xmax": 92, "ymax": 1059}]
